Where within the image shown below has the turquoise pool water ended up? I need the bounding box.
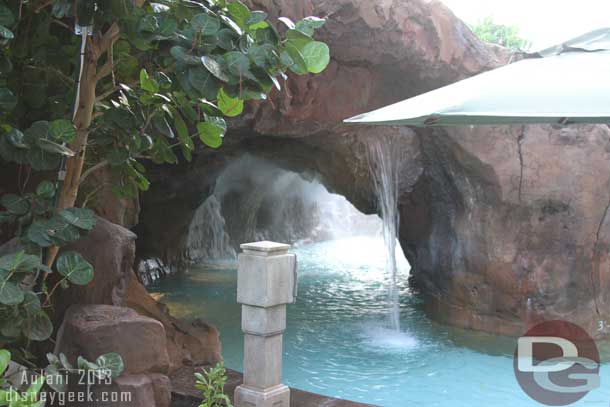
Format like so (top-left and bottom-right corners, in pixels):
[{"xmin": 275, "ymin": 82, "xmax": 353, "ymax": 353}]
[{"xmin": 151, "ymin": 237, "xmax": 610, "ymax": 407}]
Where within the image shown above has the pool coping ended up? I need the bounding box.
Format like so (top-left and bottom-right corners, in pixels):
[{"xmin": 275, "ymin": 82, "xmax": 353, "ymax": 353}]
[{"xmin": 170, "ymin": 365, "xmax": 380, "ymax": 407}]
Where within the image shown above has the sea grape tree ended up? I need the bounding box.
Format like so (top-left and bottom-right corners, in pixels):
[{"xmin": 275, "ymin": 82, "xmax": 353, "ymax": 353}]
[{"xmin": 0, "ymin": 0, "xmax": 329, "ymax": 357}]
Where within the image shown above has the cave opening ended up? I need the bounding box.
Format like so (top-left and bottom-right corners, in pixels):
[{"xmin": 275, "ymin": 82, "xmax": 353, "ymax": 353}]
[
  {"xmin": 183, "ymin": 154, "xmax": 393, "ymax": 264},
  {"xmin": 147, "ymin": 154, "xmax": 445, "ymax": 402},
  {"xmin": 140, "ymin": 147, "xmax": 558, "ymax": 407}
]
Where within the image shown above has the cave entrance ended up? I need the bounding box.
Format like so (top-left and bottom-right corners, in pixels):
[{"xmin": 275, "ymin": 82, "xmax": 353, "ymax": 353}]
[
  {"xmin": 149, "ymin": 154, "xmax": 421, "ymax": 404},
  {"xmin": 184, "ymin": 155, "xmax": 393, "ymax": 263}
]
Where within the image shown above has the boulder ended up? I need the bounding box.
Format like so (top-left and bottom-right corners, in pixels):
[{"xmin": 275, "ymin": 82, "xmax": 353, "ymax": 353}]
[
  {"xmin": 53, "ymin": 217, "xmax": 137, "ymax": 322},
  {"xmin": 173, "ymin": 318, "xmax": 223, "ymax": 366},
  {"xmin": 124, "ymin": 271, "xmax": 222, "ymax": 370},
  {"xmin": 111, "ymin": 374, "xmax": 171, "ymax": 407},
  {"xmin": 55, "ymin": 304, "xmax": 170, "ymax": 375},
  {"xmin": 73, "ymin": 373, "xmax": 171, "ymax": 407}
]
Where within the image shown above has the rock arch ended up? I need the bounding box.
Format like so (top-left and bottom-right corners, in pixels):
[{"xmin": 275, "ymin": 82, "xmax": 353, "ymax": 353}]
[{"xmin": 137, "ymin": 0, "xmax": 610, "ymax": 337}]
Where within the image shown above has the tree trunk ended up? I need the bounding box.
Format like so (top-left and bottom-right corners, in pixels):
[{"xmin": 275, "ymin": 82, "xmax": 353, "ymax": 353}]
[
  {"xmin": 58, "ymin": 50, "xmax": 97, "ymax": 210},
  {"xmin": 45, "ymin": 25, "xmax": 120, "ymax": 268}
]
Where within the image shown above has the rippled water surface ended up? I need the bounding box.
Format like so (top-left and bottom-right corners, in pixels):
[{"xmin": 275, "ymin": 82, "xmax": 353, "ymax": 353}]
[{"xmin": 151, "ymin": 237, "xmax": 610, "ymax": 407}]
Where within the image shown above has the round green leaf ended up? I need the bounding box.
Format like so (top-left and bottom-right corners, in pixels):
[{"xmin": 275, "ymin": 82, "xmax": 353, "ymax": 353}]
[
  {"xmin": 36, "ymin": 181, "xmax": 55, "ymax": 199},
  {"xmin": 49, "ymin": 119, "xmax": 77, "ymax": 143},
  {"xmin": 217, "ymin": 28, "xmax": 237, "ymax": 50},
  {"xmin": 227, "ymin": 1, "xmax": 251, "ymax": 29},
  {"xmin": 137, "ymin": 15, "xmax": 159, "ymax": 33},
  {"xmin": 22, "ymin": 291, "xmax": 42, "ymax": 314},
  {"xmin": 302, "ymin": 41, "xmax": 330, "ymax": 74},
  {"xmin": 46, "ymin": 216, "xmax": 81, "ymax": 245},
  {"xmin": 224, "ymin": 51, "xmax": 251, "ymax": 77},
  {"xmin": 197, "ymin": 122, "xmax": 223, "ymax": 149},
  {"xmin": 139, "ymin": 69, "xmax": 159, "ymax": 94},
  {"xmin": 56, "ymin": 251, "xmax": 94, "ymax": 285},
  {"xmin": 0, "ymin": 280, "xmax": 23, "ymax": 305},
  {"xmin": 201, "ymin": 56, "xmax": 229, "ymax": 82},
  {"xmin": 26, "ymin": 220, "xmax": 54, "ymax": 247},
  {"xmin": 255, "ymin": 26, "xmax": 280, "ymax": 46},
  {"xmin": 23, "ymin": 312, "xmax": 53, "ymax": 341},
  {"xmin": 284, "ymin": 44, "xmax": 307, "ymax": 75},
  {"xmin": 0, "ymin": 251, "xmax": 42, "ymax": 273},
  {"xmin": 217, "ymin": 88, "xmax": 244, "ymax": 117},
  {"xmin": 59, "ymin": 207, "xmax": 96, "ymax": 231},
  {"xmin": 286, "ymin": 29, "xmax": 313, "ymax": 50},
  {"xmin": 170, "ymin": 46, "xmax": 200, "ymax": 66},
  {"xmin": 191, "ymin": 13, "xmax": 220, "ymax": 35},
  {"xmin": 249, "ymin": 44, "xmax": 275, "ymax": 69},
  {"xmin": 246, "ymin": 11, "xmax": 267, "ymax": 27},
  {"xmin": 187, "ymin": 67, "xmax": 219, "ymax": 100},
  {"xmin": 1, "ymin": 194, "xmax": 29, "ymax": 215},
  {"xmin": 172, "ymin": 109, "xmax": 194, "ymax": 151},
  {"xmin": 0, "ymin": 25, "xmax": 13, "ymax": 40},
  {"xmin": 6, "ymin": 129, "xmax": 28, "ymax": 149},
  {"xmin": 0, "ymin": 349, "xmax": 10, "ymax": 376},
  {"xmin": 96, "ymin": 353, "xmax": 125, "ymax": 378},
  {"xmin": 295, "ymin": 16, "xmax": 326, "ymax": 36},
  {"xmin": 1, "ymin": 322, "xmax": 19, "ymax": 338}
]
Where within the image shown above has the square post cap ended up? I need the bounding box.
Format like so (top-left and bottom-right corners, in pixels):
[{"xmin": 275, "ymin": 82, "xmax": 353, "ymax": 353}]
[
  {"xmin": 237, "ymin": 241, "xmax": 296, "ymax": 307},
  {"xmin": 240, "ymin": 241, "xmax": 290, "ymax": 256}
]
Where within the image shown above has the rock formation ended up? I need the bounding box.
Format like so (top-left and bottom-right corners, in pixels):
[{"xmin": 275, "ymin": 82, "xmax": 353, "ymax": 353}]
[
  {"xmin": 53, "ymin": 218, "xmax": 222, "ymax": 371},
  {"xmin": 138, "ymin": 0, "xmax": 610, "ymax": 338}
]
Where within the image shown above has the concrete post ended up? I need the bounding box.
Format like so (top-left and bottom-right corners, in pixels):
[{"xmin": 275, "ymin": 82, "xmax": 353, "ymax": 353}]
[{"xmin": 235, "ymin": 241, "xmax": 297, "ymax": 407}]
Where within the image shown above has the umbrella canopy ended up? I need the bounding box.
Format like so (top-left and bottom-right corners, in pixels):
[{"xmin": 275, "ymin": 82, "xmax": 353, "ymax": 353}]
[{"xmin": 344, "ymin": 28, "xmax": 610, "ymax": 127}]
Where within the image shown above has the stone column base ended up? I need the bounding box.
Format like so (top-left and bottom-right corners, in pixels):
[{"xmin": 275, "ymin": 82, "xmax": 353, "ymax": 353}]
[{"xmin": 234, "ymin": 384, "xmax": 290, "ymax": 407}]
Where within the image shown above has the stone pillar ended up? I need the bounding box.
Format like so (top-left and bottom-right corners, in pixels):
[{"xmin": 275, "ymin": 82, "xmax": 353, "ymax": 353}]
[{"xmin": 234, "ymin": 241, "xmax": 297, "ymax": 407}]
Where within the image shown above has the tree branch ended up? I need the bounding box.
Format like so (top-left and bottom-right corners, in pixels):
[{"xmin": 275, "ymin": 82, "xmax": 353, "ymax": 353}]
[
  {"xmin": 33, "ymin": 0, "xmax": 53, "ymax": 13},
  {"xmin": 95, "ymin": 59, "xmax": 115, "ymax": 82},
  {"xmin": 79, "ymin": 160, "xmax": 109, "ymax": 185},
  {"xmin": 98, "ymin": 23, "xmax": 120, "ymax": 55},
  {"xmin": 50, "ymin": 19, "xmax": 73, "ymax": 33},
  {"xmin": 26, "ymin": 64, "xmax": 75, "ymax": 87}
]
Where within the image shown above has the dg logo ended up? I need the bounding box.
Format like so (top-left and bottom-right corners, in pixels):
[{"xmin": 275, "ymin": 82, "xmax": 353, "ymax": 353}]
[{"xmin": 513, "ymin": 320, "xmax": 600, "ymax": 406}]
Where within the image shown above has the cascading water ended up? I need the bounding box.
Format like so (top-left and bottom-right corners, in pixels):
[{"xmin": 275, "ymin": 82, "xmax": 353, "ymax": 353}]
[
  {"xmin": 186, "ymin": 195, "xmax": 236, "ymax": 262},
  {"xmin": 185, "ymin": 155, "xmax": 381, "ymax": 264},
  {"xmin": 367, "ymin": 136, "xmax": 404, "ymax": 332}
]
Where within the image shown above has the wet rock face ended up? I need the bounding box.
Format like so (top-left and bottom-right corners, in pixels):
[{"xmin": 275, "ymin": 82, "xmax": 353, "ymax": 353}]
[{"xmin": 138, "ymin": 0, "xmax": 610, "ymax": 337}]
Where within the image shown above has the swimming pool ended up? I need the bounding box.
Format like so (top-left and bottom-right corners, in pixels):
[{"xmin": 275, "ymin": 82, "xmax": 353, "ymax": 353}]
[{"xmin": 151, "ymin": 236, "xmax": 610, "ymax": 407}]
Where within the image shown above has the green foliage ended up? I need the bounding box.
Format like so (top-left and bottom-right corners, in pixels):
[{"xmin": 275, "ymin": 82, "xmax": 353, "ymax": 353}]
[
  {"xmin": 0, "ymin": 350, "xmax": 124, "ymax": 406},
  {"xmin": 0, "ymin": 0, "xmax": 330, "ymax": 198},
  {"xmin": 0, "ymin": 350, "xmax": 46, "ymax": 407},
  {"xmin": 0, "ymin": 179, "xmax": 95, "ymax": 345},
  {"xmin": 471, "ymin": 17, "xmax": 531, "ymax": 51},
  {"xmin": 44, "ymin": 351, "xmax": 124, "ymax": 392},
  {"xmin": 0, "ymin": 0, "xmax": 329, "ymax": 365},
  {"xmin": 195, "ymin": 362, "xmax": 232, "ymax": 407},
  {"xmin": 71, "ymin": 3, "xmax": 327, "ymax": 198}
]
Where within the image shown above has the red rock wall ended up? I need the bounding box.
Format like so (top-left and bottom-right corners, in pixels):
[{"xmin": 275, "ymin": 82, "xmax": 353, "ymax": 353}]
[{"xmin": 138, "ymin": 0, "xmax": 610, "ymax": 338}]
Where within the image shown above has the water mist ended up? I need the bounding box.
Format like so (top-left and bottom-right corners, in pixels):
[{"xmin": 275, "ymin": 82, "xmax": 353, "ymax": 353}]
[{"xmin": 186, "ymin": 155, "xmax": 381, "ymax": 263}]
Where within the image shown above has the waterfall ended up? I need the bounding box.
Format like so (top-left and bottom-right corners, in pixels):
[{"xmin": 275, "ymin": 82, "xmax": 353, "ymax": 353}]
[
  {"xmin": 185, "ymin": 155, "xmax": 383, "ymax": 264},
  {"xmin": 367, "ymin": 137, "xmax": 404, "ymax": 332},
  {"xmin": 186, "ymin": 195, "xmax": 236, "ymax": 262}
]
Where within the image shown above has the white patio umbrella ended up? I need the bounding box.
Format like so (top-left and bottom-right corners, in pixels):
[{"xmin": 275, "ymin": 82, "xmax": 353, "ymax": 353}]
[{"xmin": 344, "ymin": 28, "xmax": 610, "ymax": 127}]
